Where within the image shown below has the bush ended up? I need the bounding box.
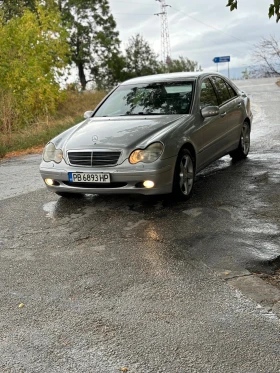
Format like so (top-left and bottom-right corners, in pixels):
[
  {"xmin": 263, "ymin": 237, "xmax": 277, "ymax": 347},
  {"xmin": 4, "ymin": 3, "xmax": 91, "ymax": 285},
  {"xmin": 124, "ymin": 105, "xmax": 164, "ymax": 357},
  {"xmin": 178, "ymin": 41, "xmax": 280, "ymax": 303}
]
[
  {"xmin": 0, "ymin": 6, "xmax": 69, "ymax": 133},
  {"xmin": 0, "ymin": 90, "xmax": 106, "ymax": 158}
]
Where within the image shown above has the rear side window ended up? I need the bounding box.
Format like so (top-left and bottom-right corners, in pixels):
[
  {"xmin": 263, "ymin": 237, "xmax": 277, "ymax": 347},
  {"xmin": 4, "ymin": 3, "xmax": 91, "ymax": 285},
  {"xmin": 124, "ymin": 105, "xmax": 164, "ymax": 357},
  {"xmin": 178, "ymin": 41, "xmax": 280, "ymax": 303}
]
[
  {"xmin": 211, "ymin": 76, "xmax": 231, "ymax": 105},
  {"xmin": 200, "ymin": 78, "xmax": 219, "ymax": 108},
  {"xmin": 225, "ymin": 82, "xmax": 237, "ymax": 98}
]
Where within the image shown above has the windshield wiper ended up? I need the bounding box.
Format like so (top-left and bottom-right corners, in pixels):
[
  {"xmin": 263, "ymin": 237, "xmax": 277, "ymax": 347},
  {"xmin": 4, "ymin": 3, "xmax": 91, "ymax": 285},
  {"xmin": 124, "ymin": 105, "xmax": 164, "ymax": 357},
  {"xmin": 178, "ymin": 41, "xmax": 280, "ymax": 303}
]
[{"xmin": 126, "ymin": 112, "xmax": 161, "ymax": 115}]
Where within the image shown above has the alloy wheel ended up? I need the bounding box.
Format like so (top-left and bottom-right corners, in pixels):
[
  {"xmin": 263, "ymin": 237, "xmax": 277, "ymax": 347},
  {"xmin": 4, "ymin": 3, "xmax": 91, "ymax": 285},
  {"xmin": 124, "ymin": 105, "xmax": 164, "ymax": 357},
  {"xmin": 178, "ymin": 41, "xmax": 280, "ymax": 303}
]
[
  {"xmin": 241, "ymin": 122, "xmax": 250, "ymax": 155},
  {"xmin": 179, "ymin": 154, "xmax": 194, "ymax": 195}
]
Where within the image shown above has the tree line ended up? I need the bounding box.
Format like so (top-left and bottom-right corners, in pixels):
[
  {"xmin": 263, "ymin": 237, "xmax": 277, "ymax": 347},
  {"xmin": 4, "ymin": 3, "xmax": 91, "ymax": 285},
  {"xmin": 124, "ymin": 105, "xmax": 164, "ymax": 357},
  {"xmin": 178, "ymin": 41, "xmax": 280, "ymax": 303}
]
[
  {"xmin": 0, "ymin": 0, "xmax": 202, "ymax": 91},
  {"xmin": 0, "ymin": 0, "xmax": 202, "ymax": 132},
  {"xmin": 0, "ymin": 0, "xmax": 279, "ymax": 133}
]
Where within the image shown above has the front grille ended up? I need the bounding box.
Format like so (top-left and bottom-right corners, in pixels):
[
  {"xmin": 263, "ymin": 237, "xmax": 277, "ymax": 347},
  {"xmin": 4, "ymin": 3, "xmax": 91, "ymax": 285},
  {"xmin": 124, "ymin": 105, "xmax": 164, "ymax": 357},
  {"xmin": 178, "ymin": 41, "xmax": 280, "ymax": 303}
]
[{"xmin": 68, "ymin": 151, "xmax": 121, "ymax": 167}]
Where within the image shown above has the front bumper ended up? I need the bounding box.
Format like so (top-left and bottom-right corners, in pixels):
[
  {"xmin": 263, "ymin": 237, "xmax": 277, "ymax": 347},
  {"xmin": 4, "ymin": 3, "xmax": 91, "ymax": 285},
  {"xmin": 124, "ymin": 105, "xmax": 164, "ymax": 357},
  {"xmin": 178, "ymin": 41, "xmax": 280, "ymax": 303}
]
[{"xmin": 40, "ymin": 157, "xmax": 176, "ymax": 195}]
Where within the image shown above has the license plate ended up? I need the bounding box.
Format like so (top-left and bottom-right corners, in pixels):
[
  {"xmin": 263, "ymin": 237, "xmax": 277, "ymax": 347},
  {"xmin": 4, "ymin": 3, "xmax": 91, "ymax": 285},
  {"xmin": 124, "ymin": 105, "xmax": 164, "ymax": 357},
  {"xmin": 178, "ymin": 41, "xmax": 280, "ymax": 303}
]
[{"xmin": 68, "ymin": 172, "xmax": 110, "ymax": 183}]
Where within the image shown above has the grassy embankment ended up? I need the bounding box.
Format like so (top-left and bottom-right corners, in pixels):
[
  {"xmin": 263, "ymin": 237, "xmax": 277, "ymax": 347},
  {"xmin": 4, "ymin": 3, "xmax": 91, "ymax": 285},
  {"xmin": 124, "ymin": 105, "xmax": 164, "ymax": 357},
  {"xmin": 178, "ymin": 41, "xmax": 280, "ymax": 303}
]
[{"xmin": 0, "ymin": 91, "xmax": 106, "ymax": 159}]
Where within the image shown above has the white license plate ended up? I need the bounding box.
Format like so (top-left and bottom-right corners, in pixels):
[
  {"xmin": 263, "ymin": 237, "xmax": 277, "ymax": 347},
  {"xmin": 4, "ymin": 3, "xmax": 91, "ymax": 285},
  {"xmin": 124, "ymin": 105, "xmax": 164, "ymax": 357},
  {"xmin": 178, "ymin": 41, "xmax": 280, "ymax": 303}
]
[{"xmin": 68, "ymin": 172, "xmax": 110, "ymax": 183}]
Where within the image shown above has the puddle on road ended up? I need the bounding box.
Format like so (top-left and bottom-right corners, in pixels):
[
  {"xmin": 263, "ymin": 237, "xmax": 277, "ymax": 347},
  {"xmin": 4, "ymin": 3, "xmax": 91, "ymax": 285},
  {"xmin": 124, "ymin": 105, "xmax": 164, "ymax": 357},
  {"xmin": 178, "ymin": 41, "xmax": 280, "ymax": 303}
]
[
  {"xmin": 183, "ymin": 206, "xmax": 246, "ymax": 222},
  {"xmin": 242, "ymin": 222, "xmax": 279, "ymax": 235},
  {"xmin": 183, "ymin": 208, "xmax": 203, "ymax": 218},
  {"xmin": 249, "ymin": 153, "xmax": 280, "ymax": 161},
  {"xmin": 197, "ymin": 157, "xmax": 232, "ymax": 177},
  {"xmin": 43, "ymin": 201, "xmax": 57, "ymax": 218},
  {"xmin": 42, "ymin": 200, "xmax": 84, "ymax": 220},
  {"xmin": 124, "ymin": 219, "xmax": 147, "ymax": 231},
  {"xmin": 42, "ymin": 193, "xmax": 171, "ymax": 221}
]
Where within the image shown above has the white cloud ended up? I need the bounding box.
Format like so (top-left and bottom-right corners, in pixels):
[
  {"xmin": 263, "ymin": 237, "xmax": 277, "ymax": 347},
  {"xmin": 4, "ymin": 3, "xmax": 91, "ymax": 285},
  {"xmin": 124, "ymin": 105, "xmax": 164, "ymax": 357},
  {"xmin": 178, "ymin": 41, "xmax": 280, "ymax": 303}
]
[{"xmin": 109, "ymin": 0, "xmax": 280, "ymax": 71}]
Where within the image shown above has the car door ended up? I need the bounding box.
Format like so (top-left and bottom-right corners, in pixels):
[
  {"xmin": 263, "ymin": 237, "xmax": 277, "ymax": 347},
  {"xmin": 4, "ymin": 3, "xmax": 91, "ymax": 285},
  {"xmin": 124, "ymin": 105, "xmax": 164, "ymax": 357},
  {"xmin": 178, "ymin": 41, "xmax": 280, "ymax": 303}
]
[
  {"xmin": 197, "ymin": 77, "xmax": 229, "ymax": 169},
  {"xmin": 223, "ymin": 79, "xmax": 245, "ymax": 148},
  {"xmin": 211, "ymin": 76, "xmax": 244, "ymax": 151}
]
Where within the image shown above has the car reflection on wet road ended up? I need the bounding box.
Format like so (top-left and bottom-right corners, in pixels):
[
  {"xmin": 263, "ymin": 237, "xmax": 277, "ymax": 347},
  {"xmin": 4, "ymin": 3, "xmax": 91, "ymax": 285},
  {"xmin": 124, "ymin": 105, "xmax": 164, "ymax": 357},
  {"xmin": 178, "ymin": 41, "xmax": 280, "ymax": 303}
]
[{"xmin": 0, "ymin": 78, "xmax": 280, "ymax": 372}]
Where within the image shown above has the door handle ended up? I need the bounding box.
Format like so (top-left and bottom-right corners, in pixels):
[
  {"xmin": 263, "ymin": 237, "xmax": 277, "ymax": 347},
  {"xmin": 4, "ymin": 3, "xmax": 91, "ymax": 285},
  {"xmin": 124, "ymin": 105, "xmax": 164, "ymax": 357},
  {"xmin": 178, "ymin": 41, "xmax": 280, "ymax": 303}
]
[
  {"xmin": 220, "ymin": 112, "xmax": 227, "ymax": 117},
  {"xmin": 236, "ymin": 103, "xmax": 242, "ymax": 108}
]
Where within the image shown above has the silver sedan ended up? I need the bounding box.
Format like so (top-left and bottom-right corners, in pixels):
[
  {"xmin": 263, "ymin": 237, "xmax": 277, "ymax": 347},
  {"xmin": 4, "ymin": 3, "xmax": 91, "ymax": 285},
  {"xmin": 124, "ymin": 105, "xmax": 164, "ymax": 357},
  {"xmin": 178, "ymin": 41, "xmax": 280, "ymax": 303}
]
[{"xmin": 40, "ymin": 72, "xmax": 253, "ymax": 199}]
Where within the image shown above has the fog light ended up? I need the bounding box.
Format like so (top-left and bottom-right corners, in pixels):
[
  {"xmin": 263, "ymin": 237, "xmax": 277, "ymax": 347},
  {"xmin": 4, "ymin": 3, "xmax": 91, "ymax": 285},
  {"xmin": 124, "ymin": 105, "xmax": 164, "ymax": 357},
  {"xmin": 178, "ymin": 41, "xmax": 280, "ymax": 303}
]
[
  {"xmin": 143, "ymin": 180, "xmax": 155, "ymax": 188},
  {"xmin": 45, "ymin": 178, "xmax": 54, "ymax": 186}
]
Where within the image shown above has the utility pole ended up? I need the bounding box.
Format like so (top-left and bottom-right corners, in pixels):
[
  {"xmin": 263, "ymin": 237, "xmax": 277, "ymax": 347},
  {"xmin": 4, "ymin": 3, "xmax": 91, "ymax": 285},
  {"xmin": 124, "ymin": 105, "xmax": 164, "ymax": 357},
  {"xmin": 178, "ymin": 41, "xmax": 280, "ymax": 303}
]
[{"xmin": 155, "ymin": 0, "xmax": 171, "ymax": 66}]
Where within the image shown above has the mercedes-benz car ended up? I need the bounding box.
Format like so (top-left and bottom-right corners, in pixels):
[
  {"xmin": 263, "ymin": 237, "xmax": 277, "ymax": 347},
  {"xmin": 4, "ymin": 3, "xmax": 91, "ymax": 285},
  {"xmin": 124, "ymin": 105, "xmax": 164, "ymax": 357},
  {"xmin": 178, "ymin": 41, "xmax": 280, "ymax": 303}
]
[{"xmin": 40, "ymin": 72, "xmax": 252, "ymax": 199}]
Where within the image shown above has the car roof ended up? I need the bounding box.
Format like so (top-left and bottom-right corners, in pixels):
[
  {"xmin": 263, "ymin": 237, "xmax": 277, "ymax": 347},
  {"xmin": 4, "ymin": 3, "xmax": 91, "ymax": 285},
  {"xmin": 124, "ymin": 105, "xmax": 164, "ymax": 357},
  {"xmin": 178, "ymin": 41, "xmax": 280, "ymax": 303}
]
[{"xmin": 120, "ymin": 71, "xmax": 227, "ymax": 85}]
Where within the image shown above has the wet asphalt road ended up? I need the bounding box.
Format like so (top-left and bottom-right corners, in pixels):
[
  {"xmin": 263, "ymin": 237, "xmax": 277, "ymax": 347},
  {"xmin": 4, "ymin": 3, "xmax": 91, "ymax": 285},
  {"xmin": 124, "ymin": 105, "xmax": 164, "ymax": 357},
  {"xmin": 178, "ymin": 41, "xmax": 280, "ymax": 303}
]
[{"xmin": 0, "ymin": 78, "xmax": 280, "ymax": 372}]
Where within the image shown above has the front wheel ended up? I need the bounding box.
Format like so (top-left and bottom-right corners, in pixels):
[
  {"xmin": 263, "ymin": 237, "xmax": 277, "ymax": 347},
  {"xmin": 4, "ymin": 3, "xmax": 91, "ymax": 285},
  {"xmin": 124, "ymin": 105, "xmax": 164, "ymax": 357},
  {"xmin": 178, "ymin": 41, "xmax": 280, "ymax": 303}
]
[
  {"xmin": 172, "ymin": 149, "xmax": 195, "ymax": 200},
  {"xmin": 229, "ymin": 121, "xmax": 250, "ymax": 160}
]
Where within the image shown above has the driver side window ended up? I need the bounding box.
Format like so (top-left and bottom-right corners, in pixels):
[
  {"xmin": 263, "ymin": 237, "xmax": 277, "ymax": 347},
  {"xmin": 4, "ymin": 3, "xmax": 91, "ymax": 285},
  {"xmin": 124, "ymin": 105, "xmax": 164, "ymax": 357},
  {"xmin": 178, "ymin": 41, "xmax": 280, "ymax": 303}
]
[{"xmin": 200, "ymin": 78, "xmax": 219, "ymax": 109}]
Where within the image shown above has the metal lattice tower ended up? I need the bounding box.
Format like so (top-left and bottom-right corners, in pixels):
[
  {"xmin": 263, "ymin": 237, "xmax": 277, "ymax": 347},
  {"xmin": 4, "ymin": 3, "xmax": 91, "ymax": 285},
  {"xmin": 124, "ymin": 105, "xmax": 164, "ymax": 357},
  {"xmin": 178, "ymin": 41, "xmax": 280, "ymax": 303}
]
[{"xmin": 155, "ymin": 0, "xmax": 171, "ymax": 65}]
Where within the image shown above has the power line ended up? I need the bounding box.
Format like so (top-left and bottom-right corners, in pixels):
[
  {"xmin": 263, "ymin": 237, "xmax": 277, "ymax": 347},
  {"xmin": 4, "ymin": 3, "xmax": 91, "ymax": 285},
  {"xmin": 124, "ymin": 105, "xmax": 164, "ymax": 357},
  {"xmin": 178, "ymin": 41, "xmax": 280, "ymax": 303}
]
[
  {"xmin": 109, "ymin": 0, "xmax": 252, "ymax": 48},
  {"xmin": 166, "ymin": 5, "xmax": 252, "ymax": 47},
  {"xmin": 110, "ymin": 12, "xmax": 153, "ymax": 15}
]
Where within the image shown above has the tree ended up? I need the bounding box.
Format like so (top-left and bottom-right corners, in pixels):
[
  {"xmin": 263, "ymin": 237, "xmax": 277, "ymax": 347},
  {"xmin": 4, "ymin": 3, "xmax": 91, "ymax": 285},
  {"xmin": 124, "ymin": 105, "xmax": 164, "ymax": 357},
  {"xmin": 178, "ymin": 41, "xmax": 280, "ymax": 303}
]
[
  {"xmin": 58, "ymin": 0, "xmax": 122, "ymax": 90},
  {"xmin": 120, "ymin": 35, "xmax": 202, "ymax": 83},
  {"xmin": 0, "ymin": 0, "xmax": 36, "ymax": 22},
  {"xmin": 160, "ymin": 56, "xmax": 202, "ymax": 73},
  {"xmin": 226, "ymin": 0, "xmax": 280, "ymax": 23},
  {"xmin": 0, "ymin": 5, "xmax": 69, "ymax": 131},
  {"xmin": 91, "ymin": 52, "xmax": 126, "ymax": 90},
  {"xmin": 122, "ymin": 34, "xmax": 161, "ymax": 80},
  {"xmin": 251, "ymin": 35, "xmax": 280, "ymax": 77},
  {"xmin": 241, "ymin": 68, "xmax": 253, "ymax": 79},
  {"xmin": 0, "ymin": 0, "xmax": 122, "ymax": 90}
]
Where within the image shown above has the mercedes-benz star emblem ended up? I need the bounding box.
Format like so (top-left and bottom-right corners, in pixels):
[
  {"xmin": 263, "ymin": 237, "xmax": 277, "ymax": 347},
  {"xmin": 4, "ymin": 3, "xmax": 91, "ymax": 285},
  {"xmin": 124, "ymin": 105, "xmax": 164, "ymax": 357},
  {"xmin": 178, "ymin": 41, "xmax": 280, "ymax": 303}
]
[{"xmin": 92, "ymin": 135, "xmax": 98, "ymax": 143}]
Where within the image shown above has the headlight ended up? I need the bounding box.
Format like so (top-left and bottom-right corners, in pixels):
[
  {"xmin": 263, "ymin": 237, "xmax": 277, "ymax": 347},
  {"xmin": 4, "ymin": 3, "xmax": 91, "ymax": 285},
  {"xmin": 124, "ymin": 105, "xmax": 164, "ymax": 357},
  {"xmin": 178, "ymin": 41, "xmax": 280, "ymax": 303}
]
[
  {"xmin": 43, "ymin": 142, "xmax": 63, "ymax": 163},
  {"xmin": 129, "ymin": 142, "xmax": 164, "ymax": 164}
]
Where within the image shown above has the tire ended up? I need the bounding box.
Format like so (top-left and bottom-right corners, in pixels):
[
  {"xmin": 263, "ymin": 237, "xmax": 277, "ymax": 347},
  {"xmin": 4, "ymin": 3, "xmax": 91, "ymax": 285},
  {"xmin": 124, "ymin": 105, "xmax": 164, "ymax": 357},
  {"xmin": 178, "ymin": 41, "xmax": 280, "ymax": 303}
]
[
  {"xmin": 229, "ymin": 121, "xmax": 250, "ymax": 160},
  {"xmin": 172, "ymin": 148, "xmax": 195, "ymax": 200},
  {"xmin": 55, "ymin": 192, "xmax": 82, "ymax": 198}
]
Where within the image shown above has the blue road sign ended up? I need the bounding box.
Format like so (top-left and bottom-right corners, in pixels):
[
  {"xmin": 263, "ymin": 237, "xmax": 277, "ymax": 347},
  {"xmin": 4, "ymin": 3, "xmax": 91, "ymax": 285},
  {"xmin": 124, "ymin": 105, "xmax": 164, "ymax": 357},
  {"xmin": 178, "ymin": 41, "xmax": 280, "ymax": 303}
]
[{"xmin": 213, "ymin": 56, "xmax": 230, "ymax": 63}]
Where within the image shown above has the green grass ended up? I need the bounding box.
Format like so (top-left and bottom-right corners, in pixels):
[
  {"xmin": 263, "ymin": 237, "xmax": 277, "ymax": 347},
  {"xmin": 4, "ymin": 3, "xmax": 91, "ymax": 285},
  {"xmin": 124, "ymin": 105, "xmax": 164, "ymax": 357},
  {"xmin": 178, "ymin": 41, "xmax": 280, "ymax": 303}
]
[
  {"xmin": 0, "ymin": 117, "xmax": 81, "ymax": 157},
  {"xmin": 0, "ymin": 90, "xmax": 106, "ymax": 159}
]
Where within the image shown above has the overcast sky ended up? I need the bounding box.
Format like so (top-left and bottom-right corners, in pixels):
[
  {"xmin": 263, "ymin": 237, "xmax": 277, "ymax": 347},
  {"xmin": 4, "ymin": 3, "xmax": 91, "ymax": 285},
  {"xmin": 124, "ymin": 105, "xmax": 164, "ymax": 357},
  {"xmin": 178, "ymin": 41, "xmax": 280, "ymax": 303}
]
[{"xmin": 109, "ymin": 0, "xmax": 279, "ymax": 73}]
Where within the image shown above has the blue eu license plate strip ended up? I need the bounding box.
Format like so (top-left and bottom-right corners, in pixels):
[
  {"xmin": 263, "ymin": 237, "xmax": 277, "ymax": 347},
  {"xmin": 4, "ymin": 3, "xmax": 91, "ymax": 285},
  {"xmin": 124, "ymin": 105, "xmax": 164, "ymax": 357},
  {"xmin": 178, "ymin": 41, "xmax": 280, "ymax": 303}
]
[{"xmin": 68, "ymin": 172, "xmax": 110, "ymax": 183}]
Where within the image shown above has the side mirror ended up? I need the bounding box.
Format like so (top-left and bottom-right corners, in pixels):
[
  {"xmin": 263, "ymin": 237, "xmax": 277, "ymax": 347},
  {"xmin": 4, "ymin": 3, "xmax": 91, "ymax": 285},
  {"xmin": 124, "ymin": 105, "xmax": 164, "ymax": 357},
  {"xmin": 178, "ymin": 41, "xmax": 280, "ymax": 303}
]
[
  {"xmin": 201, "ymin": 106, "xmax": 219, "ymax": 118},
  {"xmin": 84, "ymin": 111, "xmax": 94, "ymax": 119}
]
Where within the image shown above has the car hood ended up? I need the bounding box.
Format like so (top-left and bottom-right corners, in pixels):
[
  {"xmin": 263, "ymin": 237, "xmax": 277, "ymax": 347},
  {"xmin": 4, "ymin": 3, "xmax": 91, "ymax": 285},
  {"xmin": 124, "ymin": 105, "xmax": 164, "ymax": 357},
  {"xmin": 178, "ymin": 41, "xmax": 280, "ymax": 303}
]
[{"xmin": 61, "ymin": 115, "xmax": 188, "ymax": 150}]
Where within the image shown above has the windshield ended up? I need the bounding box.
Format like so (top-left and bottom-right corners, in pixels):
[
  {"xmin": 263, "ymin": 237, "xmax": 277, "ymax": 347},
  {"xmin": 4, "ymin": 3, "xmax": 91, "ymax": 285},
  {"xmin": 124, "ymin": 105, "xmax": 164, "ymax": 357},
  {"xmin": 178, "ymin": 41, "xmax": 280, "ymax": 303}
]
[{"xmin": 94, "ymin": 81, "xmax": 194, "ymax": 117}]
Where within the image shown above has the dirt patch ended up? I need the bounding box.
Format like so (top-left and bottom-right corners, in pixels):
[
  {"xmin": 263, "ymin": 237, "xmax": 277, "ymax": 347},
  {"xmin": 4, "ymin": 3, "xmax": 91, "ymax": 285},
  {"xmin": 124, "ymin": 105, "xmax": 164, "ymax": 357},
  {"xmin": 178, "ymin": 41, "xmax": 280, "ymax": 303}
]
[
  {"xmin": 1, "ymin": 146, "xmax": 43, "ymax": 160},
  {"xmin": 252, "ymin": 256, "xmax": 280, "ymax": 290},
  {"xmin": 254, "ymin": 270, "xmax": 280, "ymax": 290}
]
